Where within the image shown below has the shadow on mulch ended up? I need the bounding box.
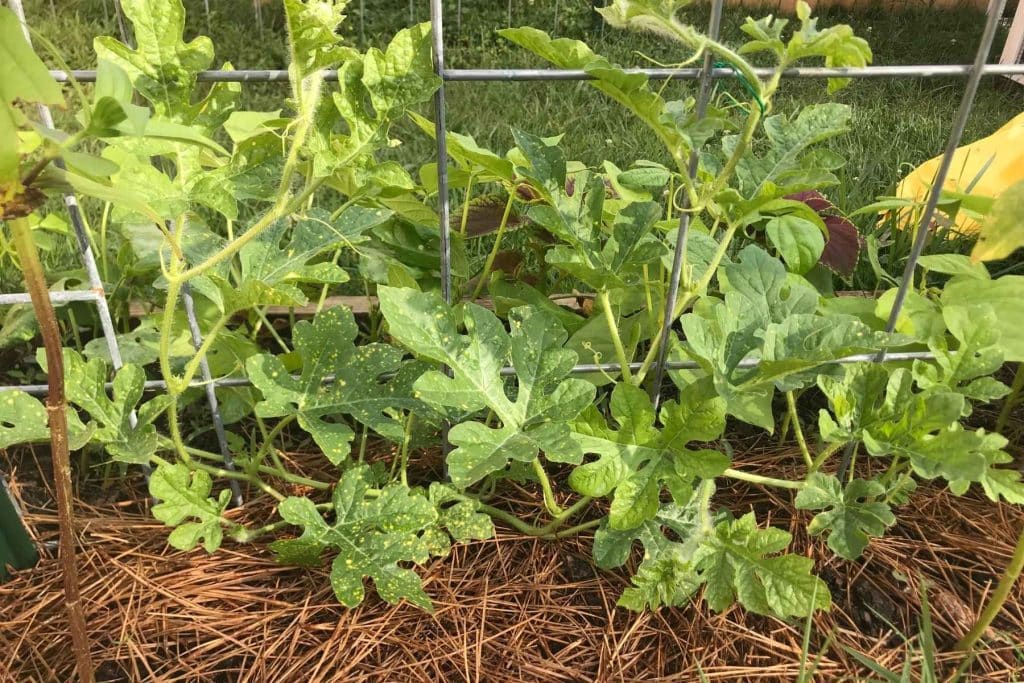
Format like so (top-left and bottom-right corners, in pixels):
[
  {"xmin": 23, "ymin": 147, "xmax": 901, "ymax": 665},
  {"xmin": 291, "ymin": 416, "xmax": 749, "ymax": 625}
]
[{"xmin": 1, "ymin": 438, "xmax": 1023, "ymax": 682}]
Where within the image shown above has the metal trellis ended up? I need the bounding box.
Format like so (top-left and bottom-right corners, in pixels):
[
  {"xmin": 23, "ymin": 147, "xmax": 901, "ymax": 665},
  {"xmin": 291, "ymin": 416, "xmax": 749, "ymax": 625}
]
[{"xmin": 0, "ymin": 0, "xmax": 1015, "ymax": 500}]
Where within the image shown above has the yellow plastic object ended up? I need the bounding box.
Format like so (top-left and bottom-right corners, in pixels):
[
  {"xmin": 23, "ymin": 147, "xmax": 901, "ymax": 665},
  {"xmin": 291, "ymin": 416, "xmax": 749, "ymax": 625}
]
[{"xmin": 894, "ymin": 111, "xmax": 1024, "ymax": 235}]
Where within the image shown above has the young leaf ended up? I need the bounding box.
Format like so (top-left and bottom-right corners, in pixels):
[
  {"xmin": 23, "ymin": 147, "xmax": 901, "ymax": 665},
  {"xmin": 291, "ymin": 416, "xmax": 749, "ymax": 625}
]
[
  {"xmin": 423, "ymin": 482, "xmax": 495, "ymax": 557},
  {"xmin": 0, "ymin": 6, "xmax": 64, "ymax": 187},
  {"xmin": 595, "ymin": 481, "xmax": 715, "ymax": 569},
  {"xmin": 270, "ymin": 466, "xmax": 437, "ymax": 610},
  {"xmin": 93, "ymin": 0, "xmax": 214, "ymax": 117},
  {"xmin": 942, "ymin": 274, "xmax": 1024, "ymax": 362},
  {"xmin": 618, "ymin": 546, "xmax": 704, "ymax": 610},
  {"xmin": 515, "ymin": 136, "xmax": 665, "ymax": 290},
  {"xmin": 570, "ymin": 384, "xmax": 727, "ymax": 530},
  {"xmin": 912, "ymin": 305, "xmax": 1009, "ymax": 403},
  {"xmin": 378, "ymin": 286, "xmax": 595, "ymax": 487},
  {"xmin": 283, "ymin": 0, "xmax": 356, "ymax": 80},
  {"xmin": 970, "ymin": 179, "xmax": 1024, "ymax": 263},
  {"xmin": 727, "ymin": 103, "xmax": 852, "ymax": 205},
  {"xmin": 149, "ymin": 462, "xmax": 232, "ymax": 552},
  {"xmin": 795, "ymin": 473, "xmax": 895, "ymax": 560},
  {"xmin": 313, "ymin": 23, "xmax": 438, "ymax": 177},
  {"xmin": 681, "ymin": 246, "xmax": 895, "ymax": 426},
  {"xmin": 693, "ymin": 512, "xmax": 831, "ymax": 618},
  {"xmin": 408, "ymin": 112, "xmax": 514, "ymax": 181},
  {"xmin": 786, "ymin": 2, "xmax": 872, "ymax": 93},
  {"xmin": 765, "ymin": 214, "xmax": 825, "ymax": 275},
  {"xmin": 247, "ymin": 306, "xmax": 429, "ymax": 464},
  {"xmin": 197, "ymin": 206, "xmax": 391, "ymax": 313}
]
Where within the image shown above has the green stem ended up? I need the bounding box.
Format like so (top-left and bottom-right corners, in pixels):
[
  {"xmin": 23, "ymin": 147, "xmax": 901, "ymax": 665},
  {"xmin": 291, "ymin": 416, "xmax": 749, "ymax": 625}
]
[
  {"xmin": 184, "ymin": 444, "xmax": 330, "ymax": 490},
  {"xmin": 955, "ymin": 525, "xmax": 1024, "ymax": 652},
  {"xmin": 159, "ymin": 276, "xmax": 183, "ymax": 393},
  {"xmin": 532, "ymin": 459, "xmax": 565, "ymax": 516},
  {"xmin": 723, "ymin": 467, "xmax": 804, "ymax": 490},
  {"xmin": 598, "ymin": 289, "xmax": 634, "ymax": 382},
  {"xmin": 175, "ymin": 178, "xmax": 325, "ymax": 283},
  {"xmin": 255, "ymin": 307, "xmax": 291, "ymax": 354},
  {"xmin": 399, "ymin": 413, "xmax": 416, "ymax": 487},
  {"xmin": 253, "ymin": 417, "xmax": 295, "ymax": 469},
  {"xmin": 634, "ymin": 224, "xmax": 739, "ymax": 384},
  {"xmin": 713, "ymin": 105, "xmax": 764, "ymax": 195},
  {"xmin": 176, "ymin": 313, "xmax": 231, "ymax": 389},
  {"xmin": 232, "ymin": 502, "xmax": 334, "ymax": 543},
  {"xmin": 996, "ymin": 363, "xmax": 1024, "ymax": 433},
  {"xmin": 809, "ymin": 441, "xmax": 845, "ymax": 474},
  {"xmin": 459, "ymin": 171, "xmax": 476, "ymax": 236},
  {"xmin": 99, "ymin": 201, "xmax": 111, "ymax": 282},
  {"xmin": 470, "ymin": 192, "xmax": 515, "ymax": 301},
  {"xmin": 879, "ymin": 455, "xmax": 905, "ymax": 488},
  {"xmin": 786, "ymin": 391, "xmax": 813, "ymax": 470},
  {"xmin": 658, "ymin": 17, "xmax": 763, "ymax": 99},
  {"xmin": 356, "ymin": 424, "xmax": 369, "ymax": 464},
  {"xmin": 476, "ymin": 495, "xmax": 593, "ymax": 537}
]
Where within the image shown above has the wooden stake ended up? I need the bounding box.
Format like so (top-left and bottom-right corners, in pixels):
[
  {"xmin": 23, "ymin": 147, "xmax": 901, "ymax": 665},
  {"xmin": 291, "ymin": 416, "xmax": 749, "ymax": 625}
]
[{"xmin": 10, "ymin": 216, "xmax": 94, "ymax": 683}]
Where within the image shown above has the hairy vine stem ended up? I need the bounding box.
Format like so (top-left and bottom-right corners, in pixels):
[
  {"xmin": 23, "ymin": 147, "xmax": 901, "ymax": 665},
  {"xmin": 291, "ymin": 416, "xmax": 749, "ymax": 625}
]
[
  {"xmin": 786, "ymin": 391, "xmax": 813, "ymax": 470},
  {"xmin": 996, "ymin": 363, "xmax": 1023, "ymax": 433},
  {"xmin": 598, "ymin": 289, "xmax": 634, "ymax": 383}
]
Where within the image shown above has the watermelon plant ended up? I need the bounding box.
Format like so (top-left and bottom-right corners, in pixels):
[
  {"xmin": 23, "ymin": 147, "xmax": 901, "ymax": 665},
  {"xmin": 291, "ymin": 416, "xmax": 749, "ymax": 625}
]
[{"xmin": 2, "ymin": 0, "xmax": 1023, "ymax": 626}]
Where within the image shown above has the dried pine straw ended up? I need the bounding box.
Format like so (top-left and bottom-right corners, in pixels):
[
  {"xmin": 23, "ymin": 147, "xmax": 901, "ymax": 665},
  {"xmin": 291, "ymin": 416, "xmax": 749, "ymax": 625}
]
[{"xmin": 2, "ymin": 438, "xmax": 1023, "ymax": 682}]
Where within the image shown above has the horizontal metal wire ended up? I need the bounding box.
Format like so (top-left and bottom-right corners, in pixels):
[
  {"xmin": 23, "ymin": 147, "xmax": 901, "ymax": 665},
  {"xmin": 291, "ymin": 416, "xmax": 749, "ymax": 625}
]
[
  {"xmin": 48, "ymin": 63, "xmax": 1024, "ymax": 84},
  {"xmin": 0, "ymin": 290, "xmax": 99, "ymax": 306},
  {"xmin": 2, "ymin": 350, "xmax": 936, "ymax": 397}
]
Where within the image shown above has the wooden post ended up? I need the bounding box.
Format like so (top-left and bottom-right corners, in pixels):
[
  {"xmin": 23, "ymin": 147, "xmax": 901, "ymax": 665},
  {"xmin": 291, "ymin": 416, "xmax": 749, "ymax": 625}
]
[{"xmin": 1001, "ymin": 0, "xmax": 1024, "ymax": 86}]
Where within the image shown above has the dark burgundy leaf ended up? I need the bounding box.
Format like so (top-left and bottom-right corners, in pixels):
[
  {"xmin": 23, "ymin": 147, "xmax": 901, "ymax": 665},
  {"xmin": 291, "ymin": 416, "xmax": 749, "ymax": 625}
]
[
  {"xmin": 785, "ymin": 190, "xmax": 834, "ymax": 214},
  {"xmin": 819, "ymin": 214, "xmax": 862, "ymax": 278}
]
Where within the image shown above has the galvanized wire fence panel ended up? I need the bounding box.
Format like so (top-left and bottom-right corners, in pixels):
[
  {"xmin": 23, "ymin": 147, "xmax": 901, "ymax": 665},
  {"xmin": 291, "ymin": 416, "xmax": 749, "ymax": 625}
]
[{"xmin": 1, "ymin": 0, "xmax": 1018, "ymax": 497}]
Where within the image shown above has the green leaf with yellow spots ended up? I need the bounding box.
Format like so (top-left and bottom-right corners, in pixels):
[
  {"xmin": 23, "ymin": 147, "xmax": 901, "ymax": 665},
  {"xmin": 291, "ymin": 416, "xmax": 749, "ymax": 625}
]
[
  {"xmin": 246, "ymin": 306, "xmax": 430, "ymax": 465},
  {"xmin": 35, "ymin": 349, "xmax": 164, "ymax": 464},
  {"xmin": 270, "ymin": 465, "xmax": 437, "ymax": 610},
  {"xmin": 149, "ymin": 461, "xmax": 232, "ymax": 552},
  {"xmin": 378, "ymin": 287, "xmax": 595, "ymax": 488},
  {"xmin": 0, "ymin": 389, "xmax": 93, "ymax": 451},
  {"xmin": 0, "ymin": 390, "xmax": 50, "ymax": 449}
]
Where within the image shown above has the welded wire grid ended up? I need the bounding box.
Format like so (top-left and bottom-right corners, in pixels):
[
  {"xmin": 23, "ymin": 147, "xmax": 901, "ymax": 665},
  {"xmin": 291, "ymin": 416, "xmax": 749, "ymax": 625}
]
[{"xmin": 0, "ymin": 0, "xmax": 1018, "ymax": 498}]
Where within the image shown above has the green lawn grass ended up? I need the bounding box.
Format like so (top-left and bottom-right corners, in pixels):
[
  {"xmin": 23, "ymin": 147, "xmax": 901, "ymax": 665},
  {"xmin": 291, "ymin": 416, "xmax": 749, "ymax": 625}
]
[{"xmin": 8, "ymin": 0, "xmax": 1024, "ymax": 291}]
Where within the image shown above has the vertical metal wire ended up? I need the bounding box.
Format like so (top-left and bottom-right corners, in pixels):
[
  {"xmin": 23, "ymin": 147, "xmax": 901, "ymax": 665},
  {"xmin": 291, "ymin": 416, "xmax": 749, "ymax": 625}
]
[
  {"xmin": 649, "ymin": 0, "xmax": 724, "ymax": 410},
  {"xmin": 429, "ymin": 0, "xmax": 453, "ymax": 305},
  {"xmin": 429, "ymin": 0, "xmax": 453, "ymax": 463},
  {"xmin": 169, "ymin": 223, "xmax": 244, "ymax": 506},
  {"xmin": 836, "ymin": 0, "xmax": 1008, "ymax": 480},
  {"xmin": 8, "ymin": 0, "xmax": 137, "ymax": 422}
]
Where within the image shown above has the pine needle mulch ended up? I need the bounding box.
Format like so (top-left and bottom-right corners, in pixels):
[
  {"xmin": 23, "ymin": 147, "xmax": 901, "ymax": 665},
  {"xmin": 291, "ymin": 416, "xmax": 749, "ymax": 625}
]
[{"xmin": 2, "ymin": 440, "xmax": 1023, "ymax": 683}]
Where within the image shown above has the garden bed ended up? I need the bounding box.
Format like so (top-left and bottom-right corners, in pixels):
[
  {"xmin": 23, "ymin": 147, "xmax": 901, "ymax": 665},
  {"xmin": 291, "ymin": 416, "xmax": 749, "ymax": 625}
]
[{"xmin": 3, "ymin": 436, "xmax": 1022, "ymax": 682}]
